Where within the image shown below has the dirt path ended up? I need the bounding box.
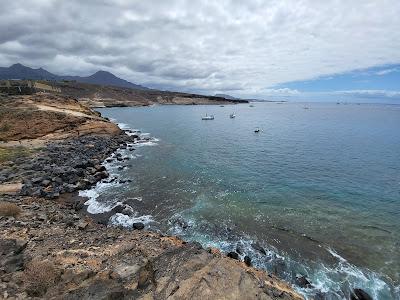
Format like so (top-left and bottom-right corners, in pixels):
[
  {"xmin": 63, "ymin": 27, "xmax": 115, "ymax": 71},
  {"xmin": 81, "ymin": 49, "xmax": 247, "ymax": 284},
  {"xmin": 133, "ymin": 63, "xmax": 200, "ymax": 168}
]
[{"xmin": 35, "ymin": 104, "xmax": 102, "ymax": 119}]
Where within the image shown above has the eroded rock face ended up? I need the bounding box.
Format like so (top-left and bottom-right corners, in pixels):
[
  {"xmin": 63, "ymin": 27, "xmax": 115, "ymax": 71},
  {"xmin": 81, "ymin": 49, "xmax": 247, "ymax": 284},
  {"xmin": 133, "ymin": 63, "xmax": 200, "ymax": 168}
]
[
  {"xmin": 0, "ymin": 94, "xmax": 122, "ymax": 142},
  {"xmin": 0, "ymin": 197, "xmax": 303, "ymax": 300}
]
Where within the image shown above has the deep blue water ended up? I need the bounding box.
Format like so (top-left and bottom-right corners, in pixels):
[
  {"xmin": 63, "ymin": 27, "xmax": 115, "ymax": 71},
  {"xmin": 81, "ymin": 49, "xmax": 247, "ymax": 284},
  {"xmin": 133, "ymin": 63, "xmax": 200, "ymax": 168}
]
[{"xmin": 83, "ymin": 102, "xmax": 400, "ymax": 299}]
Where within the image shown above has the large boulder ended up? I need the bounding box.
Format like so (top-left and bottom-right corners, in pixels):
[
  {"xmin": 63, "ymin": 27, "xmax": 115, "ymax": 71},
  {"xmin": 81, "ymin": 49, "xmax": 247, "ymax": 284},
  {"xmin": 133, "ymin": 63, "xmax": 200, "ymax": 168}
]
[
  {"xmin": 227, "ymin": 251, "xmax": 239, "ymax": 260},
  {"xmin": 251, "ymin": 242, "xmax": 266, "ymax": 255},
  {"xmin": 132, "ymin": 222, "xmax": 145, "ymax": 230},
  {"xmin": 0, "ymin": 239, "xmax": 27, "ymax": 273},
  {"xmin": 295, "ymin": 275, "xmax": 312, "ymax": 289},
  {"xmin": 351, "ymin": 289, "xmax": 373, "ymax": 300}
]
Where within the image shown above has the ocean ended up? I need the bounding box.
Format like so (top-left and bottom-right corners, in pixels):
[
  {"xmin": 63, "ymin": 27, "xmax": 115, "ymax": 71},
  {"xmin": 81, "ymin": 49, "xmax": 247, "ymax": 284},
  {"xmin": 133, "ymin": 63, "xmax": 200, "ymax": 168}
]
[{"xmin": 81, "ymin": 102, "xmax": 400, "ymax": 299}]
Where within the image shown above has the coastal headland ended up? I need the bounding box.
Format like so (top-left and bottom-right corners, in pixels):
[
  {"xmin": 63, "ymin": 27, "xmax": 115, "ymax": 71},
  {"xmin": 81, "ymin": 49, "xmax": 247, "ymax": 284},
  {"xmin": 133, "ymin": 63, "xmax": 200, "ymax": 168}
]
[{"xmin": 0, "ymin": 92, "xmax": 302, "ymax": 299}]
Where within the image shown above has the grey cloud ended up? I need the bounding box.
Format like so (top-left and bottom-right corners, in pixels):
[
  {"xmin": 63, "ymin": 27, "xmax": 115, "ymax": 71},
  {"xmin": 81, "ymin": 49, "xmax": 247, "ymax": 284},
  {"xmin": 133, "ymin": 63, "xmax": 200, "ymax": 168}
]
[{"xmin": 0, "ymin": 0, "xmax": 399, "ymax": 97}]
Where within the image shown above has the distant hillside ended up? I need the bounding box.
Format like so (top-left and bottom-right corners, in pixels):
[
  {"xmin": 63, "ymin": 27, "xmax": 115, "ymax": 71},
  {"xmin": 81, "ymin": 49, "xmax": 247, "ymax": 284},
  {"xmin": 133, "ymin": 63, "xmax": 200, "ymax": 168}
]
[
  {"xmin": 0, "ymin": 63, "xmax": 58, "ymax": 81},
  {"xmin": 0, "ymin": 64, "xmax": 248, "ymax": 107},
  {"xmin": 0, "ymin": 64, "xmax": 148, "ymax": 90},
  {"xmin": 55, "ymin": 81, "xmax": 248, "ymax": 107},
  {"xmin": 215, "ymin": 93, "xmax": 238, "ymax": 100}
]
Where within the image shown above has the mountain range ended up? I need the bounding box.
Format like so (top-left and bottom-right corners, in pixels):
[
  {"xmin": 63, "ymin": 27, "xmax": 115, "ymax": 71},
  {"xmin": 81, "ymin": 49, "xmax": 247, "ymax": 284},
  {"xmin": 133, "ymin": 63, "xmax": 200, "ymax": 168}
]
[{"xmin": 0, "ymin": 63, "xmax": 148, "ymax": 90}]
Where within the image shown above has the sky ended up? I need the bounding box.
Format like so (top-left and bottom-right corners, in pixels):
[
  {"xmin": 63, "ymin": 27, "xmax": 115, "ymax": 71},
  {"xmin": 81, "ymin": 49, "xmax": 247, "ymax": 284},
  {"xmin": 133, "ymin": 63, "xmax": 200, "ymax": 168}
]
[{"xmin": 0, "ymin": 0, "xmax": 399, "ymax": 102}]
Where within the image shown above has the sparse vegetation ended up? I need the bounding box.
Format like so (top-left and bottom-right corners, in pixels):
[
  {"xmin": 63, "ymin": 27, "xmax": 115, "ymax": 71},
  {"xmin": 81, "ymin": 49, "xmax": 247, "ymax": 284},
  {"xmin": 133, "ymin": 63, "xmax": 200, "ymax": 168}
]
[
  {"xmin": 0, "ymin": 147, "xmax": 37, "ymax": 163},
  {"xmin": 23, "ymin": 260, "xmax": 60, "ymax": 297},
  {"xmin": 0, "ymin": 201, "xmax": 21, "ymax": 217}
]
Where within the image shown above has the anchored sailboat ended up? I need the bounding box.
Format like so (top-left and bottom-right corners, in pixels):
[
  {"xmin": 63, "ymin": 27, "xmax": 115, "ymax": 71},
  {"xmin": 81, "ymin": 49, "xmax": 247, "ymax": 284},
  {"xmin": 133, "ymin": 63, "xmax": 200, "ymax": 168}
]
[{"xmin": 202, "ymin": 114, "xmax": 214, "ymax": 120}]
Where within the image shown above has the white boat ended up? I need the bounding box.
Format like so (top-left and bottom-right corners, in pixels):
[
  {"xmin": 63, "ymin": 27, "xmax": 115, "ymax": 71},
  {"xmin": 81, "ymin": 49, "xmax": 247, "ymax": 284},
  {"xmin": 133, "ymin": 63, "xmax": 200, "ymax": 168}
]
[
  {"xmin": 229, "ymin": 113, "xmax": 236, "ymax": 118},
  {"xmin": 202, "ymin": 114, "xmax": 214, "ymax": 120}
]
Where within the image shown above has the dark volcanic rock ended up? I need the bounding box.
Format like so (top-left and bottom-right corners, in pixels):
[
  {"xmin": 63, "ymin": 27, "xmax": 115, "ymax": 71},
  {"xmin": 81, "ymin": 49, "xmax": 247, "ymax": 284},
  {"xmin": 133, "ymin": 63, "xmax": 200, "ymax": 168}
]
[
  {"xmin": 296, "ymin": 275, "xmax": 312, "ymax": 289},
  {"xmin": 251, "ymin": 242, "xmax": 266, "ymax": 255},
  {"xmin": 244, "ymin": 255, "xmax": 252, "ymax": 267},
  {"xmin": 273, "ymin": 258, "xmax": 287, "ymax": 277},
  {"xmin": 132, "ymin": 222, "xmax": 145, "ymax": 230},
  {"xmin": 5, "ymin": 134, "xmax": 131, "ymax": 199},
  {"xmin": 236, "ymin": 242, "xmax": 245, "ymax": 255},
  {"xmin": 351, "ymin": 289, "xmax": 373, "ymax": 300},
  {"xmin": 41, "ymin": 179, "xmax": 51, "ymax": 186},
  {"xmin": 227, "ymin": 251, "xmax": 239, "ymax": 260},
  {"xmin": 0, "ymin": 239, "xmax": 27, "ymax": 273}
]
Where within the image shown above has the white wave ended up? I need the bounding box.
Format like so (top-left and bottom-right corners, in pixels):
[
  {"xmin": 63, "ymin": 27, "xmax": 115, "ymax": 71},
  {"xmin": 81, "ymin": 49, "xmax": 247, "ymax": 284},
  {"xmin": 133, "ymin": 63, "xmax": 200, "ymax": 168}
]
[
  {"xmin": 109, "ymin": 212, "xmax": 154, "ymax": 228},
  {"xmin": 79, "ymin": 180, "xmax": 120, "ymax": 214},
  {"xmin": 327, "ymin": 247, "xmax": 347, "ymax": 263},
  {"xmin": 126, "ymin": 130, "xmax": 141, "ymax": 136},
  {"xmin": 135, "ymin": 140, "xmax": 159, "ymax": 147},
  {"xmin": 79, "ymin": 156, "xmax": 121, "ymax": 214},
  {"xmin": 117, "ymin": 122, "xmax": 131, "ymax": 130},
  {"xmin": 165, "ymin": 212, "xmax": 398, "ymax": 299},
  {"xmin": 126, "ymin": 196, "xmax": 142, "ymax": 202}
]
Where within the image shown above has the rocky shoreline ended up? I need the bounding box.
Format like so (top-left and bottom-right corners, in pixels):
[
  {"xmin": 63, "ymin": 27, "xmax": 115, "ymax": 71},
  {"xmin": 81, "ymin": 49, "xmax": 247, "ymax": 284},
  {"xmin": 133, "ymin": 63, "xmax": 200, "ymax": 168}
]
[
  {"xmin": 0, "ymin": 93, "xmax": 303, "ymax": 299},
  {"xmin": 0, "ymin": 133, "xmax": 302, "ymax": 299},
  {"xmin": 2, "ymin": 134, "xmax": 135, "ymax": 200},
  {"xmin": 0, "ymin": 193, "xmax": 302, "ymax": 300}
]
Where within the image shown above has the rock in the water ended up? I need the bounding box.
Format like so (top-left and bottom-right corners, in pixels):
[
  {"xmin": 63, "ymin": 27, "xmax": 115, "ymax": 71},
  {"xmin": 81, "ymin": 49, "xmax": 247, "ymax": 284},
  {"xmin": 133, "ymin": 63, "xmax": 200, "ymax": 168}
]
[
  {"xmin": 132, "ymin": 222, "xmax": 145, "ymax": 230},
  {"xmin": 296, "ymin": 275, "xmax": 312, "ymax": 288},
  {"xmin": 351, "ymin": 289, "xmax": 373, "ymax": 300},
  {"xmin": 251, "ymin": 242, "xmax": 266, "ymax": 255},
  {"xmin": 227, "ymin": 251, "xmax": 239, "ymax": 260},
  {"xmin": 244, "ymin": 255, "xmax": 252, "ymax": 267},
  {"xmin": 95, "ymin": 171, "xmax": 109, "ymax": 180},
  {"xmin": 236, "ymin": 242, "xmax": 245, "ymax": 255}
]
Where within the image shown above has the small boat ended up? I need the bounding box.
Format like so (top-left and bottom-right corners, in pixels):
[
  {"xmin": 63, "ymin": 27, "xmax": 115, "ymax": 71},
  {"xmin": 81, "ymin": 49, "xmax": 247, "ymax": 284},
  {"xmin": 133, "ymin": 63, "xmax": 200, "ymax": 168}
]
[
  {"xmin": 249, "ymin": 104, "xmax": 255, "ymax": 107},
  {"xmin": 202, "ymin": 114, "xmax": 214, "ymax": 120},
  {"xmin": 220, "ymin": 105, "xmax": 225, "ymax": 107},
  {"xmin": 254, "ymin": 127, "xmax": 260, "ymax": 133},
  {"xmin": 229, "ymin": 113, "xmax": 236, "ymax": 118}
]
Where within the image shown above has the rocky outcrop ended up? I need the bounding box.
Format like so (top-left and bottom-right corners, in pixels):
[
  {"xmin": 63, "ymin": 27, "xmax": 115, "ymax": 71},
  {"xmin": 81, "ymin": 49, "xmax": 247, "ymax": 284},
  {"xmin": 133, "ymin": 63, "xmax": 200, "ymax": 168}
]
[
  {"xmin": 0, "ymin": 93, "xmax": 121, "ymax": 142},
  {"xmin": 56, "ymin": 81, "xmax": 248, "ymax": 107},
  {"xmin": 0, "ymin": 197, "xmax": 303, "ymax": 300}
]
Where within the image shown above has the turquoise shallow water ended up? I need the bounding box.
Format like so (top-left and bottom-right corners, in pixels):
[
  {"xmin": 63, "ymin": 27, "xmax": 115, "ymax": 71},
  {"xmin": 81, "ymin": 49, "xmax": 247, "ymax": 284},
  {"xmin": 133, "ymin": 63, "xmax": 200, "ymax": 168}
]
[{"xmin": 87, "ymin": 102, "xmax": 400, "ymax": 299}]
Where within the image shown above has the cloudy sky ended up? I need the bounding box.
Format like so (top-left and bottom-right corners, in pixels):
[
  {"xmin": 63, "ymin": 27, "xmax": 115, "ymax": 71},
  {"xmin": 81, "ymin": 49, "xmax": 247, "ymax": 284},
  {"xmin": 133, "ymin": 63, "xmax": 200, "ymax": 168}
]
[{"xmin": 1, "ymin": 0, "xmax": 400, "ymax": 102}]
